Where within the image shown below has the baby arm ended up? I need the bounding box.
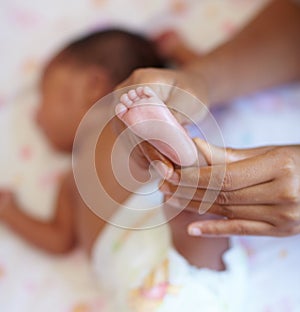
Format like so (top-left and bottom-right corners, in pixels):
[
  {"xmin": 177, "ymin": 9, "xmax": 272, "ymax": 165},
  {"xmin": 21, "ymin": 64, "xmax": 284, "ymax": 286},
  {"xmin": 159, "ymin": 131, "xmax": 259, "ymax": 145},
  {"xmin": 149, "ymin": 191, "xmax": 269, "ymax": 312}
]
[{"xmin": 0, "ymin": 173, "xmax": 77, "ymax": 254}]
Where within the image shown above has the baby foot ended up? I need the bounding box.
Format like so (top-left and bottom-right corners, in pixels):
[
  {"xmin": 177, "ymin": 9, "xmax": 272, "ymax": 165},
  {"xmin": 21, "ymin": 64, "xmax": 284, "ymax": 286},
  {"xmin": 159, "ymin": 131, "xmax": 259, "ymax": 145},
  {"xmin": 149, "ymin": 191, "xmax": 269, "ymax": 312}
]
[{"xmin": 115, "ymin": 86, "xmax": 198, "ymax": 166}]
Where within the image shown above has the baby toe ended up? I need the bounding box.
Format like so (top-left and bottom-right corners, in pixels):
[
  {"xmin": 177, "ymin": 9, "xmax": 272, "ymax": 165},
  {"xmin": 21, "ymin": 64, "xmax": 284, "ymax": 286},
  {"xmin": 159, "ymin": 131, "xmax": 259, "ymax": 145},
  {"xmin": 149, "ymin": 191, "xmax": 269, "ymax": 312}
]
[
  {"xmin": 143, "ymin": 86, "xmax": 156, "ymax": 97},
  {"xmin": 136, "ymin": 86, "xmax": 145, "ymax": 98},
  {"xmin": 115, "ymin": 103, "xmax": 127, "ymax": 116},
  {"xmin": 128, "ymin": 89, "xmax": 139, "ymax": 101},
  {"xmin": 120, "ymin": 93, "xmax": 133, "ymax": 106}
]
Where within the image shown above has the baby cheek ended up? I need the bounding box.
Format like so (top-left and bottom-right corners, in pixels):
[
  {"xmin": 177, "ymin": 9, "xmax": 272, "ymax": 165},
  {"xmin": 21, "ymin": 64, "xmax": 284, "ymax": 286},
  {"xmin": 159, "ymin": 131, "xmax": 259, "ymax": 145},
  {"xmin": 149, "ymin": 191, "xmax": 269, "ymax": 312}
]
[{"xmin": 36, "ymin": 106, "xmax": 60, "ymax": 139}]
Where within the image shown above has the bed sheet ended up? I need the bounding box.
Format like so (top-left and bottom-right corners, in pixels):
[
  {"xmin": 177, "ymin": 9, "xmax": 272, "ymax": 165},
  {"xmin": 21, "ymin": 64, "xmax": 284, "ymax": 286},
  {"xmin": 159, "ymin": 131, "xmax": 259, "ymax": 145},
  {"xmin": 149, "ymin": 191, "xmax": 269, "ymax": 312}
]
[
  {"xmin": 214, "ymin": 84, "xmax": 300, "ymax": 312},
  {"xmin": 3, "ymin": 0, "xmax": 300, "ymax": 311}
]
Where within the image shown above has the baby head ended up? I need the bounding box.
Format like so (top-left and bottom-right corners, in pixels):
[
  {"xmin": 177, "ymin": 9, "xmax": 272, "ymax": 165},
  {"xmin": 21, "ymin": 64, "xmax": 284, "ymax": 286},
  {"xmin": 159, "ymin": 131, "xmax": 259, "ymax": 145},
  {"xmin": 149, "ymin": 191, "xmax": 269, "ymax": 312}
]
[{"xmin": 37, "ymin": 29, "xmax": 164, "ymax": 152}]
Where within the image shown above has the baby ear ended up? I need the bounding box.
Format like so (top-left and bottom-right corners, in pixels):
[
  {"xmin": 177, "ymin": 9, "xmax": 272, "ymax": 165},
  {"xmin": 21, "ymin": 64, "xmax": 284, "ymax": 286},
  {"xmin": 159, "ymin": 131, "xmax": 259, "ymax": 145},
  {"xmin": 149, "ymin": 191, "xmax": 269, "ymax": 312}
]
[{"xmin": 85, "ymin": 66, "xmax": 113, "ymax": 105}]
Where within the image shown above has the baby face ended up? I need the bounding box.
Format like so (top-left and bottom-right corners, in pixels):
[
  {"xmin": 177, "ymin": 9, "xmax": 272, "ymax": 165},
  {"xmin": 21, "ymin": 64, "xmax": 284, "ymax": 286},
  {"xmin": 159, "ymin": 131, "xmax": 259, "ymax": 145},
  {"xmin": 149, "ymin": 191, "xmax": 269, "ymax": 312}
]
[{"xmin": 36, "ymin": 62, "xmax": 111, "ymax": 152}]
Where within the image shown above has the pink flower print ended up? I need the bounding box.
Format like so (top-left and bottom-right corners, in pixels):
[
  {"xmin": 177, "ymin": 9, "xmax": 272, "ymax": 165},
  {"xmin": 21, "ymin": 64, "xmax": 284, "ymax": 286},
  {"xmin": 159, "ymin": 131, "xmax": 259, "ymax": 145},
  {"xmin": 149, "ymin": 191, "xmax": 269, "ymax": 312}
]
[
  {"xmin": 70, "ymin": 303, "xmax": 90, "ymax": 312},
  {"xmin": 170, "ymin": 0, "xmax": 188, "ymax": 15},
  {"xmin": 278, "ymin": 249, "xmax": 288, "ymax": 259},
  {"xmin": 24, "ymin": 280, "xmax": 38, "ymax": 293},
  {"xmin": 21, "ymin": 58, "xmax": 39, "ymax": 75},
  {"xmin": 141, "ymin": 282, "xmax": 170, "ymax": 300},
  {"xmin": 70, "ymin": 299, "xmax": 106, "ymax": 312},
  {"xmin": 19, "ymin": 145, "xmax": 33, "ymax": 161},
  {"xmin": 38, "ymin": 171, "xmax": 63, "ymax": 188},
  {"xmin": 90, "ymin": 0, "xmax": 108, "ymax": 8},
  {"xmin": 90, "ymin": 298, "xmax": 106, "ymax": 311},
  {"xmin": 9, "ymin": 7, "xmax": 40, "ymax": 28},
  {"xmin": 0, "ymin": 264, "xmax": 5, "ymax": 279},
  {"xmin": 221, "ymin": 20, "xmax": 237, "ymax": 36},
  {"xmin": 0, "ymin": 95, "xmax": 6, "ymax": 109}
]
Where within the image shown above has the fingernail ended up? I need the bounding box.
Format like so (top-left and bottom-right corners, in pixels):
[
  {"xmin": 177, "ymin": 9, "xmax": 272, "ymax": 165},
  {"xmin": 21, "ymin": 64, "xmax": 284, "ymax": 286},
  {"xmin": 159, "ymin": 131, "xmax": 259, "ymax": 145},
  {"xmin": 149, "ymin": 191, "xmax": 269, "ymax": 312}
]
[
  {"xmin": 188, "ymin": 227, "xmax": 202, "ymax": 236},
  {"xmin": 198, "ymin": 203, "xmax": 211, "ymax": 215}
]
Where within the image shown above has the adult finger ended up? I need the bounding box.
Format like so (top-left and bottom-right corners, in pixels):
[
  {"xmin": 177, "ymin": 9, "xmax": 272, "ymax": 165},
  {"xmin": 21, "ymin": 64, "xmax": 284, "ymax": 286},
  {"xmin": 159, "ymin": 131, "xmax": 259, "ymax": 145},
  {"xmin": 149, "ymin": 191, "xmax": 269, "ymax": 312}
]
[
  {"xmin": 161, "ymin": 180, "xmax": 280, "ymax": 205},
  {"xmin": 164, "ymin": 195, "xmax": 281, "ymax": 223},
  {"xmin": 167, "ymin": 151, "xmax": 279, "ymax": 191},
  {"xmin": 187, "ymin": 219, "xmax": 276, "ymax": 237},
  {"xmin": 139, "ymin": 141, "xmax": 174, "ymax": 179}
]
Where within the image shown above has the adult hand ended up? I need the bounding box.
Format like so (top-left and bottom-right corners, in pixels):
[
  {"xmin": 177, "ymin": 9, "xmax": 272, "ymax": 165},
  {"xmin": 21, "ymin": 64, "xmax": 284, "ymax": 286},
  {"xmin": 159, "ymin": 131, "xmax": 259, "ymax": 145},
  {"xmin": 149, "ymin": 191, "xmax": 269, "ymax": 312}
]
[{"xmin": 161, "ymin": 139, "xmax": 300, "ymax": 237}]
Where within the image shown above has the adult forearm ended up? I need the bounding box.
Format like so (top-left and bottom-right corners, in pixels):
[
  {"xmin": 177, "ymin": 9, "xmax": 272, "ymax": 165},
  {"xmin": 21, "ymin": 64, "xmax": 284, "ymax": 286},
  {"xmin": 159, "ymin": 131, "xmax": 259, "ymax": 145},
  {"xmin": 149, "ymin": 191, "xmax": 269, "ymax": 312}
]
[{"xmin": 184, "ymin": 0, "xmax": 300, "ymax": 105}]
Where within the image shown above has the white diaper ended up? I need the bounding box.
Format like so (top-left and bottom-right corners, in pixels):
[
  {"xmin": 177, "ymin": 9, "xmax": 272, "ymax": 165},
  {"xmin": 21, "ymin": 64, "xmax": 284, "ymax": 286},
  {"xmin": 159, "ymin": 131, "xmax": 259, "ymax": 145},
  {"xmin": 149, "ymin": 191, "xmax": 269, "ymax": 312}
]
[
  {"xmin": 155, "ymin": 244, "xmax": 248, "ymax": 312},
  {"xmin": 91, "ymin": 183, "xmax": 248, "ymax": 312}
]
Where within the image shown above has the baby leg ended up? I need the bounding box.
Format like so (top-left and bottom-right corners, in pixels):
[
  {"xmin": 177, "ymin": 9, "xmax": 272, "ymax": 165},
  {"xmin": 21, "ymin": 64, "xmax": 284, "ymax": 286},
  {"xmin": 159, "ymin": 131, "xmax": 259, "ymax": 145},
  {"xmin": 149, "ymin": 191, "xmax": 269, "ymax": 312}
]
[{"xmin": 115, "ymin": 86, "xmax": 198, "ymax": 167}]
